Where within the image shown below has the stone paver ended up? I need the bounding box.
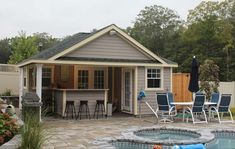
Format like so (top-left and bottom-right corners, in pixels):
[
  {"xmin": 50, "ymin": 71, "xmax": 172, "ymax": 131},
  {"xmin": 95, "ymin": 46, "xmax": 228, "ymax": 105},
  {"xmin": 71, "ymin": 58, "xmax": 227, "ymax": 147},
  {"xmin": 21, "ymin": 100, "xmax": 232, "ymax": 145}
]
[
  {"xmin": 41, "ymin": 116, "xmax": 235, "ymax": 149},
  {"xmin": 2, "ymin": 116, "xmax": 235, "ymax": 149}
]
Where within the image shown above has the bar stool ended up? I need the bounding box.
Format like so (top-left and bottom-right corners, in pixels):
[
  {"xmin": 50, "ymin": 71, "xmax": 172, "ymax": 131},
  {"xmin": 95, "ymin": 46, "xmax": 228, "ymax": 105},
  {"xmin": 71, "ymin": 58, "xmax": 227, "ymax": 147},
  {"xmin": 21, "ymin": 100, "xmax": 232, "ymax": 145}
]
[
  {"xmin": 93, "ymin": 100, "xmax": 105, "ymax": 119},
  {"xmin": 63, "ymin": 101, "xmax": 76, "ymax": 119},
  {"xmin": 77, "ymin": 100, "xmax": 90, "ymax": 120}
]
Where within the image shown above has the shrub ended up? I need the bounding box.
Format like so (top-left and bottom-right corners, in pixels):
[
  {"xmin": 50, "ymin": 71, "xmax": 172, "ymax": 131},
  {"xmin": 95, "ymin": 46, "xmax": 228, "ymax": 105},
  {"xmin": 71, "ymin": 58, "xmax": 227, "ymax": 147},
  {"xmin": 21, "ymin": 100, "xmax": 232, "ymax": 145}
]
[
  {"xmin": 20, "ymin": 109, "xmax": 47, "ymax": 149},
  {"xmin": 0, "ymin": 113, "xmax": 19, "ymax": 145},
  {"xmin": 1, "ymin": 89, "xmax": 12, "ymax": 96},
  {"xmin": 199, "ymin": 60, "xmax": 220, "ymax": 100}
]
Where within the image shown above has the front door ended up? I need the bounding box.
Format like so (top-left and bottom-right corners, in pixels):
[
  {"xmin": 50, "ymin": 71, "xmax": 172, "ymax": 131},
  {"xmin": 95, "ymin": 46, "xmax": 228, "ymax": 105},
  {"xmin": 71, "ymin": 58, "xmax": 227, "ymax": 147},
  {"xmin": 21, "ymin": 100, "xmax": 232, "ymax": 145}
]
[{"xmin": 122, "ymin": 69, "xmax": 132, "ymax": 113}]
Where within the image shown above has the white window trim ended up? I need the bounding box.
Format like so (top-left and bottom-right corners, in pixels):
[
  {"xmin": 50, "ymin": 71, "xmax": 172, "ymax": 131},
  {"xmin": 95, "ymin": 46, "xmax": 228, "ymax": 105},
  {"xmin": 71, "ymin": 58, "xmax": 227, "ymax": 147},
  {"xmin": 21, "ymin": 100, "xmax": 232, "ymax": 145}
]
[{"xmin": 145, "ymin": 67, "xmax": 164, "ymax": 91}]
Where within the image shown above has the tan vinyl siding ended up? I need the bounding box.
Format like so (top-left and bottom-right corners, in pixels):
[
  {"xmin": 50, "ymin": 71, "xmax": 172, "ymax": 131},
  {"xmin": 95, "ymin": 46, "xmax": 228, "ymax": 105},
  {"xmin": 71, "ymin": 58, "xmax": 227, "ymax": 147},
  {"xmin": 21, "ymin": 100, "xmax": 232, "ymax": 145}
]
[
  {"xmin": 137, "ymin": 66, "xmax": 172, "ymax": 115},
  {"xmin": 163, "ymin": 67, "xmax": 171, "ymax": 91},
  {"xmin": 65, "ymin": 33, "xmax": 152, "ymax": 60}
]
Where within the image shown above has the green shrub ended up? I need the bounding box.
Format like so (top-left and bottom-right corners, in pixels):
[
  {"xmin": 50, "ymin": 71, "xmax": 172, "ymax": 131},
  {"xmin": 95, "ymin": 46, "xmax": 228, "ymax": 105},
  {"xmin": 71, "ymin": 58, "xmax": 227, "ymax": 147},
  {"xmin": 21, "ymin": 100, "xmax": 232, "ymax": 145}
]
[
  {"xmin": 1, "ymin": 89, "xmax": 12, "ymax": 96},
  {"xmin": 0, "ymin": 113, "xmax": 19, "ymax": 145},
  {"xmin": 20, "ymin": 109, "xmax": 47, "ymax": 149}
]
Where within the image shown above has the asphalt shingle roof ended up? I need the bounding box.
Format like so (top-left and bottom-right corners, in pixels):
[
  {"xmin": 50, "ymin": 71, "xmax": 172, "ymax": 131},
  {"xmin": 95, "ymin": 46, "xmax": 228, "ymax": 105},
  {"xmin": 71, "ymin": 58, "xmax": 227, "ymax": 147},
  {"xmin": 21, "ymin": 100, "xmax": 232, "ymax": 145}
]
[
  {"xmin": 20, "ymin": 24, "xmax": 177, "ymax": 66},
  {"xmin": 30, "ymin": 32, "xmax": 91, "ymax": 60}
]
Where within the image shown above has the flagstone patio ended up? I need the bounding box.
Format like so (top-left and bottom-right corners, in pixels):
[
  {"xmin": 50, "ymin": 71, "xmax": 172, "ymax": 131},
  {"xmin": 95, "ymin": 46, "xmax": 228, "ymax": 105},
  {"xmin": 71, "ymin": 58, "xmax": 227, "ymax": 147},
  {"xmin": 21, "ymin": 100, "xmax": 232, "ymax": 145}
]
[
  {"xmin": 40, "ymin": 116, "xmax": 235, "ymax": 149},
  {"xmin": 1, "ymin": 115, "xmax": 234, "ymax": 149}
]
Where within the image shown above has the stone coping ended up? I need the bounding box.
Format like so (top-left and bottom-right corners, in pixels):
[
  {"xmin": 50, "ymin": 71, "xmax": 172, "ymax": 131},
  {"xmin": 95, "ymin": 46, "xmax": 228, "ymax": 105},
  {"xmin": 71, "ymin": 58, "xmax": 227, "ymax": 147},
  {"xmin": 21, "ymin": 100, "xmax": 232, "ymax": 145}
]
[
  {"xmin": 112, "ymin": 126, "xmax": 214, "ymax": 146},
  {"xmin": 94, "ymin": 127, "xmax": 235, "ymax": 148}
]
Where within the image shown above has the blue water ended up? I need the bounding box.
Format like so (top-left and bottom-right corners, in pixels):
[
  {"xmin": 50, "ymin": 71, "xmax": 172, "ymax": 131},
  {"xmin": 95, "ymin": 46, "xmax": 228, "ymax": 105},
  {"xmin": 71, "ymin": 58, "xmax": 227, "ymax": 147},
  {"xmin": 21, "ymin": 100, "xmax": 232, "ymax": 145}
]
[
  {"xmin": 112, "ymin": 132, "xmax": 235, "ymax": 149},
  {"xmin": 206, "ymin": 135, "xmax": 235, "ymax": 149},
  {"xmin": 135, "ymin": 130, "xmax": 199, "ymax": 141}
]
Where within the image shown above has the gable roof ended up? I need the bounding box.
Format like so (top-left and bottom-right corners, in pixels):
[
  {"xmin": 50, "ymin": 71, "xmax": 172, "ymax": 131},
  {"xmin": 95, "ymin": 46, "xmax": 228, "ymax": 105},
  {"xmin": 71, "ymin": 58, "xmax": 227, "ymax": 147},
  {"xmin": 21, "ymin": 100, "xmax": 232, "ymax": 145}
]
[{"xmin": 18, "ymin": 24, "xmax": 177, "ymax": 67}]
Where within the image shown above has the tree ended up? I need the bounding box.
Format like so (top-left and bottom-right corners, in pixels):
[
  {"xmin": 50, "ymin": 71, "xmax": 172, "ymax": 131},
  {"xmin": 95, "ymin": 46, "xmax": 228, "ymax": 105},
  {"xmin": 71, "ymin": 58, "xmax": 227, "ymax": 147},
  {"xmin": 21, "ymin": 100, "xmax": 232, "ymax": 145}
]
[
  {"xmin": 0, "ymin": 38, "xmax": 11, "ymax": 63},
  {"xmin": 199, "ymin": 60, "xmax": 220, "ymax": 100},
  {"xmin": 187, "ymin": 1, "xmax": 219, "ymax": 24},
  {"xmin": 7, "ymin": 32, "xmax": 59, "ymax": 64},
  {"xmin": 8, "ymin": 32, "xmax": 38, "ymax": 64},
  {"xmin": 182, "ymin": 0, "xmax": 235, "ymax": 81},
  {"xmin": 33, "ymin": 32, "xmax": 59, "ymax": 52},
  {"xmin": 127, "ymin": 5, "xmax": 183, "ymax": 56}
]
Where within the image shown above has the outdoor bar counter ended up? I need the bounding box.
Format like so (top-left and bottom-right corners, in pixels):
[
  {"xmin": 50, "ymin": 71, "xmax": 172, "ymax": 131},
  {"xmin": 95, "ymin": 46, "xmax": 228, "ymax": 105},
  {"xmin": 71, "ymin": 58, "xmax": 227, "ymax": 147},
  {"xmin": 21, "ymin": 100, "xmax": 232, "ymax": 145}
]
[{"xmin": 53, "ymin": 89, "xmax": 108, "ymax": 116}]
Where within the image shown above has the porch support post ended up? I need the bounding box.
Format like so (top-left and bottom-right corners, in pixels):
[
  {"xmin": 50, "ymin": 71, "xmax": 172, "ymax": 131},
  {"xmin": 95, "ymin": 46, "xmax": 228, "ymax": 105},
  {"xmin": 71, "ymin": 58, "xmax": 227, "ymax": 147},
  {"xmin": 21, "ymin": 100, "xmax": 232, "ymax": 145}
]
[
  {"xmin": 19, "ymin": 67, "xmax": 24, "ymax": 109},
  {"xmin": 170, "ymin": 67, "xmax": 173, "ymax": 92},
  {"xmin": 134, "ymin": 66, "xmax": 138, "ymax": 115},
  {"xmin": 36, "ymin": 64, "xmax": 43, "ymax": 121},
  {"xmin": 104, "ymin": 90, "xmax": 108, "ymax": 112}
]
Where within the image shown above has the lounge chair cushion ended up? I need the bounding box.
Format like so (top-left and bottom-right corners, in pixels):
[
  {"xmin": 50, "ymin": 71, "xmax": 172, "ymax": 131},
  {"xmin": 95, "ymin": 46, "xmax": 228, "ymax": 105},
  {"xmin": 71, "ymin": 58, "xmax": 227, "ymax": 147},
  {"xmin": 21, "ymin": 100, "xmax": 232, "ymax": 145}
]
[{"xmin": 177, "ymin": 144, "xmax": 206, "ymax": 149}]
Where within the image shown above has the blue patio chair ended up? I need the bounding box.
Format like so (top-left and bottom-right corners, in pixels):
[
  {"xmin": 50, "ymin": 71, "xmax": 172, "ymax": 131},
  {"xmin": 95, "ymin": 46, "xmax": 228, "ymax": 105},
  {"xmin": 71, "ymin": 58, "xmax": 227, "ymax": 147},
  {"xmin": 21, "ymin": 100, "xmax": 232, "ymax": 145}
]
[
  {"xmin": 209, "ymin": 94, "xmax": 233, "ymax": 123},
  {"xmin": 205, "ymin": 92, "xmax": 220, "ymax": 113},
  {"xmin": 185, "ymin": 94, "xmax": 207, "ymax": 124},
  {"xmin": 167, "ymin": 92, "xmax": 177, "ymax": 115},
  {"xmin": 210, "ymin": 92, "xmax": 220, "ymax": 106},
  {"xmin": 156, "ymin": 93, "xmax": 176, "ymax": 123}
]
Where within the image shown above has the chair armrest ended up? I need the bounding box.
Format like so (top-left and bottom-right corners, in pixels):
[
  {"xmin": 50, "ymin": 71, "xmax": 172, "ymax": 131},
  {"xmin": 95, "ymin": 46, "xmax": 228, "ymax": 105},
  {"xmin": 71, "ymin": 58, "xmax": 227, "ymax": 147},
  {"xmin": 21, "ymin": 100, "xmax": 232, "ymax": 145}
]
[{"xmin": 185, "ymin": 106, "xmax": 192, "ymax": 114}]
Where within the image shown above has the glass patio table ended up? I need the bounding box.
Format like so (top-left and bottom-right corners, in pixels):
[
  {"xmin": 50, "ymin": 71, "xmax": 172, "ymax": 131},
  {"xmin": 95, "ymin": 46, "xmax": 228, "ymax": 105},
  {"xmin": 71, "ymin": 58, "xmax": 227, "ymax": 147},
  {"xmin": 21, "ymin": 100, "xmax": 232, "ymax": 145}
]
[{"xmin": 170, "ymin": 101, "xmax": 217, "ymax": 122}]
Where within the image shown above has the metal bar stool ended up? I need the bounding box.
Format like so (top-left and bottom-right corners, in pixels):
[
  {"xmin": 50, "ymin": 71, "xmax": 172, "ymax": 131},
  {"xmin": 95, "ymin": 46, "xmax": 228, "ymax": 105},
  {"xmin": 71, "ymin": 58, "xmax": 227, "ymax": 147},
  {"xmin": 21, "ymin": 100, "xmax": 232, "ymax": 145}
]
[
  {"xmin": 63, "ymin": 101, "xmax": 76, "ymax": 119},
  {"xmin": 93, "ymin": 100, "xmax": 105, "ymax": 119},
  {"xmin": 77, "ymin": 100, "xmax": 90, "ymax": 120}
]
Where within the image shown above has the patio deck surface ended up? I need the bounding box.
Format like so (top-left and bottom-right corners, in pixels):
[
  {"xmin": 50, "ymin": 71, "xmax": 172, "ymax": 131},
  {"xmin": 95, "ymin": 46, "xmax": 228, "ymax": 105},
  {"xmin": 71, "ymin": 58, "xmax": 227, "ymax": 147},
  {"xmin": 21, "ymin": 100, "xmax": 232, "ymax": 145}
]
[{"xmin": 40, "ymin": 116, "xmax": 235, "ymax": 149}]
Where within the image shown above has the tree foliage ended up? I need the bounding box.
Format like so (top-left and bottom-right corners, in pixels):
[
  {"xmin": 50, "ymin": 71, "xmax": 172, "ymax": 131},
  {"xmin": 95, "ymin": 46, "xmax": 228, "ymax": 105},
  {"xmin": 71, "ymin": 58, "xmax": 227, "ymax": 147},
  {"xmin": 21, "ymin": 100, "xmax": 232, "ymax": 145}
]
[
  {"xmin": 127, "ymin": 0, "xmax": 235, "ymax": 81},
  {"xmin": 0, "ymin": 39, "xmax": 11, "ymax": 63},
  {"xmin": 127, "ymin": 5, "xmax": 183, "ymax": 56},
  {"xmin": 0, "ymin": 32, "xmax": 59, "ymax": 64},
  {"xmin": 8, "ymin": 32, "xmax": 39, "ymax": 64}
]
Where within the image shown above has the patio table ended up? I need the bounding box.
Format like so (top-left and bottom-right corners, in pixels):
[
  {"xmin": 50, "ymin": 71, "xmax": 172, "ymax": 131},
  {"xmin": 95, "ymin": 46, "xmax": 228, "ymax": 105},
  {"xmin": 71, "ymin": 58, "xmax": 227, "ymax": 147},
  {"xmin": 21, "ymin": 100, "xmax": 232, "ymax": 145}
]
[{"xmin": 170, "ymin": 101, "xmax": 216, "ymax": 122}]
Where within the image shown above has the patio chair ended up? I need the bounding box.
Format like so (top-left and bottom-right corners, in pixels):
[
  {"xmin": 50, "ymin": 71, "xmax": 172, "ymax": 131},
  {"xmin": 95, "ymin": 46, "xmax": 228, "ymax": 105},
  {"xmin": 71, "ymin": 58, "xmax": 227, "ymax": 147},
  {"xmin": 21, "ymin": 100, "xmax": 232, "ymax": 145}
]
[
  {"xmin": 156, "ymin": 93, "xmax": 176, "ymax": 122},
  {"xmin": 210, "ymin": 92, "xmax": 220, "ymax": 106},
  {"xmin": 205, "ymin": 92, "xmax": 220, "ymax": 113},
  {"xmin": 167, "ymin": 92, "xmax": 177, "ymax": 115},
  {"xmin": 185, "ymin": 94, "xmax": 207, "ymax": 124},
  {"xmin": 209, "ymin": 94, "xmax": 233, "ymax": 123}
]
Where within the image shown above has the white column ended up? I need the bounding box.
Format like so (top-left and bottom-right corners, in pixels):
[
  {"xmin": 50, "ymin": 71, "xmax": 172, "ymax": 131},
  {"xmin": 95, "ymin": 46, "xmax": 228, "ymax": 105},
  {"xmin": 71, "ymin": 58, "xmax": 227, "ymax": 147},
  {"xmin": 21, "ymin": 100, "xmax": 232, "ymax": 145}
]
[
  {"xmin": 19, "ymin": 68, "xmax": 24, "ymax": 109},
  {"xmin": 134, "ymin": 66, "xmax": 138, "ymax": 115},
  {"xmin": 36, "ymin": 64, "xmax": 43, "ymax": 121}
]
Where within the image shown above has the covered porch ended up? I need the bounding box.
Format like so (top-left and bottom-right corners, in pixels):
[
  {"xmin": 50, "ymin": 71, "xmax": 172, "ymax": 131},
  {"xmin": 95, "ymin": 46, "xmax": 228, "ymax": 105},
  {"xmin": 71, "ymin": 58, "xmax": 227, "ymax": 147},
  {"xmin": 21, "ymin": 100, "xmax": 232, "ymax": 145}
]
[{"xmin": 19, "ymin": 63, "xmax": 138, "ymax": 117}]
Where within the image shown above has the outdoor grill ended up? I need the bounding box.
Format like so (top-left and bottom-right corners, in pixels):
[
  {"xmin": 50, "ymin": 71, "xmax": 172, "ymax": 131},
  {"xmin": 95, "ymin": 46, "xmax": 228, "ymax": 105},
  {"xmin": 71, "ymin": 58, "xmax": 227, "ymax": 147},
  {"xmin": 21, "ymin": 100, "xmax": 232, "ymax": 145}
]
[
  {"xmin": 21, "ymin": 92, "xmax": 43, "ymax": 107},
  {"xmin": 21, "ymin": 92, "xmax": 43, "ymax": 121}
]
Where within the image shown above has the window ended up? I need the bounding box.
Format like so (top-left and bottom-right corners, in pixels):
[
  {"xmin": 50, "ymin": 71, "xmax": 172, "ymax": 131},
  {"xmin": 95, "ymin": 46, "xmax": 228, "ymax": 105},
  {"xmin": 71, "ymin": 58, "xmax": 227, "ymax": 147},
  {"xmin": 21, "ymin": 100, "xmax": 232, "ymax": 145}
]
[
  {"xmin": 42, "ymin": 68, "xmax": 52, "ymax": 87},
  {"xmin": 94, "ymin": 70, "xmax": 104, "ymax": 89},
  {"xmin": 146, "ymin": 68, "xmax": 162, "ymax": 89},
  {"xmin": 78, "ymin": 70, "xmax": 88, "ymax": 89}
]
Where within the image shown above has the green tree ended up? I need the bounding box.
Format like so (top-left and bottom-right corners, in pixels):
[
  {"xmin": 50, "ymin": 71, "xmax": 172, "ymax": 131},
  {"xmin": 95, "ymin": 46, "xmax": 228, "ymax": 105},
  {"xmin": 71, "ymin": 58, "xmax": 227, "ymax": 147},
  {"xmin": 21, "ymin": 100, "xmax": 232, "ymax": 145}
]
[
  {"xmin": 182, "ymin": 0, "xmax": 235, "ymax": 81},
  {"xmin": 199, "ymin": 60, "xmax": 220, "ymax": 100},
  {"xmin": 127, "ymin": 5, "xmax": 183, "ymax": 56},
  {"xmin": 8, "ymin": 32, "xmax": 39, "ymax": 64},
  {"xmin": 0, "ymin": 38, "xmax": 11, "ymax": 63},
  {"xmin": 33, "ymin": 32, "xmax": 59, "ymax": 52}
]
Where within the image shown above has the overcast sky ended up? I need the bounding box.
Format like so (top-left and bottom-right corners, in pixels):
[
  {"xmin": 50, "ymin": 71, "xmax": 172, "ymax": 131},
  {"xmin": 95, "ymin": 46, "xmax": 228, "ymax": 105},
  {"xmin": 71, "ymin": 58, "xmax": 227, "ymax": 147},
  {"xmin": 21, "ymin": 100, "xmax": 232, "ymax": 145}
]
[{"xmin": 0, "ymin": 0, "xmax": 206, "ymax": 39}]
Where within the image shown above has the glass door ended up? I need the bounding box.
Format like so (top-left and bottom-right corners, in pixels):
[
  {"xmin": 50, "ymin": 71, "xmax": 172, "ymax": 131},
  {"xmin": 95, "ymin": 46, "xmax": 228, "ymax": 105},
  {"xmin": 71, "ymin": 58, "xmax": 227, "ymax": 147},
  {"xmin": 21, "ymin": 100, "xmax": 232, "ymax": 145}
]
[{"xmin": 122, "ymin": 69, "xmax": 132, "ymax": 113}]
